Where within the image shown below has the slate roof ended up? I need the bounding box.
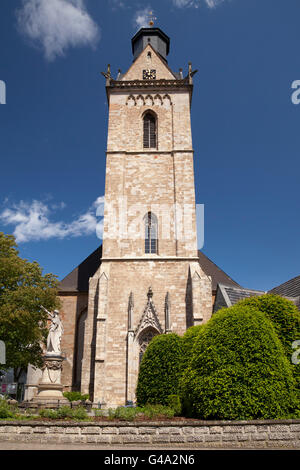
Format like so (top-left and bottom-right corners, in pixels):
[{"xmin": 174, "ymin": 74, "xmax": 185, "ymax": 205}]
[
  {"xmin": 58, "ymin": 247, "xmax": 239, "ymax": 293},
  {"xmin": 197, "ymin": 251, "xmax": 240, "ymax": 291},
  {"xmin": 224, "ymin": 285, "xmax": 266, "ymax": 305},
  {"xmin": 216, "ymin": 284, "xmax": 265, "ymax": 310},
  {"xmin": 269, "ymin": 275, "xmax": 300, "ymax": 298},
  {"xmin": 59, "ymin": 246, "xmax": 102, "ymax": 293},
  {"xmin": 214, "ymin": 281, "xmax": 300, "ymax": 313}
]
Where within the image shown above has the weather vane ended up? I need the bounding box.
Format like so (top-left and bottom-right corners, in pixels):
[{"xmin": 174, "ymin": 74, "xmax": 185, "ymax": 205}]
[{"xmin": 148, "ymin": 11, "xmax": 157, "ymax": 27}]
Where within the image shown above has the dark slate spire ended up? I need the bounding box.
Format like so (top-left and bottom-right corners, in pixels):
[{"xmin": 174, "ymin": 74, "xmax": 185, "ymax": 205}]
[{"xmin": 131, "ymin": 27, "xmax": 170, "ymax": 62}]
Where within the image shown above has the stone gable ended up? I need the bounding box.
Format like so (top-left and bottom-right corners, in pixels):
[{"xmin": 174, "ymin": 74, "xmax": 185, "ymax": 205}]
[{"xmin": 122, "ymin": 44, "xmax": 176, "ymax": 81}]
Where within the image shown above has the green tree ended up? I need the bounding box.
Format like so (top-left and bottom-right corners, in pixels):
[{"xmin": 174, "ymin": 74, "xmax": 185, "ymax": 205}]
[
  {"xmin": 136, "ymin": 333, "xmax": 183, "ymax": 406},
  {"xmin": 180, "ymin": 305, "xmax": 299, "ymax": 420},
  {"xmin": 236, "ymin": 294, "xmax": 300, "ymax": 387},
  {"xmin": 0, "ymin": 232, "xmax": 60, "ymax": 380}
]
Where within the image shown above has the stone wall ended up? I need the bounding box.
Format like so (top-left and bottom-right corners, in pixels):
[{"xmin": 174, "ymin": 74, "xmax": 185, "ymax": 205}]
[
  {"xmin": 59, "ymin": 292, "xmax": 88, "ymax": 391},
  {"xmin": 81, "ymin": 259, "xmax": 212, "ymax": 406},
  {"xmin": 0, "ymin": 420, "xmax": 299, "ymax": 448}
]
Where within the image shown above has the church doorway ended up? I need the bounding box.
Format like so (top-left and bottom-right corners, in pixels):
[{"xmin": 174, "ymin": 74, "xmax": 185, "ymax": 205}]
[{"xmin": 138, "ymin": 327, "xmax": 159, "ymax": 365}]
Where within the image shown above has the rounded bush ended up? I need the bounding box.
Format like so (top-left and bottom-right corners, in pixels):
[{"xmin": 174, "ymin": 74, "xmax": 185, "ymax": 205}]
[
  {"xmin": 167, "ymin": 394, "xmax": 182, "ymax": 416},
  {"xmin": 0, "ymin": 398, "xmax": 15, "ymax": 419},
  {"xmin": 180, "ymin": 305, "xmax": 299, "ymax": 420},
  {"xmin": 136, "ymin": 333, "xmax": 183, "ymax": 406},
  {"xmin": 63, "ymin": 391, "xmax": 89, "ymax": 402},
  {"xmin": 181, "ymin": 325, "xmax": 204, "ymax": 370},
  {"xmin": 236, "ymin": 294, "xmax": 300, "ymax": 386}
]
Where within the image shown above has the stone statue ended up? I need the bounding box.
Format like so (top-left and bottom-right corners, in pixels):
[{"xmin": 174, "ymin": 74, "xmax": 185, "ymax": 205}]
[
  {"xmin": 31, "ymin": 307, "xmax": 69, "ymax": 406},
  {"xmin": 41, "ymin": 306, "xmax": 63, "ymax": 355}
]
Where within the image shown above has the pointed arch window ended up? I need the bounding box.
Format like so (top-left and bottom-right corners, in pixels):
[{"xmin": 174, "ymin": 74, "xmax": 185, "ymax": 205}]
[
  {"xmin": 143, "ymin": 112, "xmax": 157, "ymax": 148},
  {"xmin": 138, "ymin": 328, "xmax": 158, "ymax": 365},
  {"xmin": 144, "ymin": 212, "xmax": 158, "ymax": 254}
]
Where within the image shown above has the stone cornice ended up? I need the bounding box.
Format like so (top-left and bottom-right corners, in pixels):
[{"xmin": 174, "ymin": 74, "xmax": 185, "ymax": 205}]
[
  {"xmin": 106, "ymin": 150, "xmax": 194, "ymax": 155},
  {"xmin": 108, "ymin": 78, "xmax": 192, "ymax": 91},
  {"xmin": 101, "ymin": 257, "xmax": 200, "ymax": 262},
  {"xmin": 104, "ymin": 79, "xmax": 194, "ymax": 106}
]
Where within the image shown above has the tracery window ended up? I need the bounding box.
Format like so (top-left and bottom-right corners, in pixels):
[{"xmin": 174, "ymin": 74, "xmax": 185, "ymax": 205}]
[
  {"xmin": 144, "ymin": 212, "xmax": 158, "ymax": 254},
  {"xmin": 138, "ymin": 329, "xmax": 158, "ymax": 364},
  {"xmin": 143, "ymin": 112, "xmax": 157, "ymax": 148}
]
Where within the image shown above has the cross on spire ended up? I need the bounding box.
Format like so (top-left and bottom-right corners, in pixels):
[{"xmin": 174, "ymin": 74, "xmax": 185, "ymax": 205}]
[{"xmin": 148, "ymin": 11, "xmax": 157, "ymax": 27}]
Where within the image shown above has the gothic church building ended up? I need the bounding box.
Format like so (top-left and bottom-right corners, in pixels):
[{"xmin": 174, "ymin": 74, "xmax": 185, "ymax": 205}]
[{"xmin": 55, "ymin": 27, "xmax": 239, "ymax": 408}]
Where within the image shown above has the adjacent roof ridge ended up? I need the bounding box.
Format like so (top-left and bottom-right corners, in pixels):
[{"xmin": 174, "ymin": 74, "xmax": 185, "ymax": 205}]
[
  {"xmin": 269, "ymin": 274, "xmax": 300, "ymax": 293},
  {"xmin": 59, "ymin": 245, "xmax": 102, "ymax": 293},
  {"xmin": 219, "ymin": 284, "xmax": 265, "ymax": 294},
  {"xmin": 198, "ymin": 250, "xmax": 240, "ymax": 290}
]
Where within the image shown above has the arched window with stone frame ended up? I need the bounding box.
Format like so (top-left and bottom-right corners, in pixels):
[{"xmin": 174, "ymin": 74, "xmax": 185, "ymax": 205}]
[
  {"xmin": 143, "ymin": 111, "xmax": 157, "ymax": 149},
  {"xmin": 138, "ymin": 327, "xmax": 159, "ymax": 365},
  {"xmin": 144, "ymin": 212, "xmax": 158, "ymax": 254}
]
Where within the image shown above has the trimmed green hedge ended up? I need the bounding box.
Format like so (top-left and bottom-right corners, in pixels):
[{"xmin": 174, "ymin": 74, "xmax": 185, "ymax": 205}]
[
  {"xmin": 39, "ymin": 406, "xmax": 89, "ymax": 420},
  {"xmin": 236, "ymin": 294, "xmax": 300, "ymax": 387},
  {"xmin": 180, "ymin": 305, "xmax": 299, "ymax": 420},
  {"xmin": 181, "ymin": 325, "xmax": 204, "ymax": 370},
  {"xmin": 136, "ymin": 333, "xmax": 183, "ymax": 406}
]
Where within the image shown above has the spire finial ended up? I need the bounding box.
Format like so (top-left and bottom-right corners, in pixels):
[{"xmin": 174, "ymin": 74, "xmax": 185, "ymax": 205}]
[
  {"xmin": 147, "ymin": 287, "xmax": 153, "ymax": 300},
  {"xmin": 148, "ymin": 11, "xmax": 157, "ymax": 27}
]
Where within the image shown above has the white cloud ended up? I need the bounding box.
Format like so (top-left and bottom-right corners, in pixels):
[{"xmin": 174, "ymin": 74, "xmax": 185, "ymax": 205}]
[
  {"xmin": 172, "ymin": 0, "xmax": 196, "ymax": 6},
  {"xmin": 133, "ymin": 7, "xmax": 152, "ymax": 30},
  {"xmin": 94, "ymin": 196, "xmax": 105, "ymax": 217},
  {"xmin": 16, "ymin": 0, "xmax": 100, "ymax": 61},
  {"xmin": 172, "ymin": 0, "xmax": 226, "ymax": 8},
  {"xmin": 204, "ymin": 0, "xmax": 226, "ymax": 8},
  {"xmin": 110, "ymin": 0, "xmax": 127, "ymax": 10},
  {"xmin": 0, "ymin": 198, "xmax": 104, "ymax": 243}
]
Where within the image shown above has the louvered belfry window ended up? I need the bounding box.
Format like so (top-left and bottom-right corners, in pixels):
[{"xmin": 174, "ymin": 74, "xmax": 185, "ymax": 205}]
[
  {"xmin": 143, "ymin": 113, "xmax": 156, "ymax": 148},
  {"xmin": 144, "ymin": 212, "xmax": 158, "ymax": 254}
]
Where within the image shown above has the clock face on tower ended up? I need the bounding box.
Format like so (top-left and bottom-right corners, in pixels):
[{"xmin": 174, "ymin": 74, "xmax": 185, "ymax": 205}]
[{"xmin": 143, "ymin": 69, "xmax": 156, "ymax": 80}]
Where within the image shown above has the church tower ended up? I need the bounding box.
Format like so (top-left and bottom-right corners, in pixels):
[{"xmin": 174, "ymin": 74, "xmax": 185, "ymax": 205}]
[{"xmin": 80, "ymin": 26, "xmax": 212, "ymax": 407}]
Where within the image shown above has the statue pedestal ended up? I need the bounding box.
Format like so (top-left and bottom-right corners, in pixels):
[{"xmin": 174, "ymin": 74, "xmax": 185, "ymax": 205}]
[{"xmin": 32, "ymin": 354, "xmax": 69, "ymax": 407}]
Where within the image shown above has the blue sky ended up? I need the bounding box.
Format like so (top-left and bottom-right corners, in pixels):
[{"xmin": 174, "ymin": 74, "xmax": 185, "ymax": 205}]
[{"xmin": 0, "ymin": 0, "xmax": 300, "ymax": 291}]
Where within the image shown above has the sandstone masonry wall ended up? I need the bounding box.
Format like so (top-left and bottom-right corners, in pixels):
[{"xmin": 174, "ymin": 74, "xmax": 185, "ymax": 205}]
[
  {"xmin": 59, "ymin": 293, "xmax": 88, "ymax": 391},
  {"xmin": 0, "ymin": 420, "xmax": 299, "ymax": 448}
]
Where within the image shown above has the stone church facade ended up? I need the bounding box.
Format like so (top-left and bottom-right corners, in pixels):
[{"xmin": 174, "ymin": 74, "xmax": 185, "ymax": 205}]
[
  {"xmin": 61, "ymin": 27, "xmax": 215, "ymax": 408},
  {"xmin": 20, "ymin": 28, "xmax": 300, "ymax": 406},
  {"xmin": 25, "ymin": 27, "xmax": 243, "ymax": 406},
  {"xmin": 85, "ymin": 27, "xmax": 214, "ymax": 408}
]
